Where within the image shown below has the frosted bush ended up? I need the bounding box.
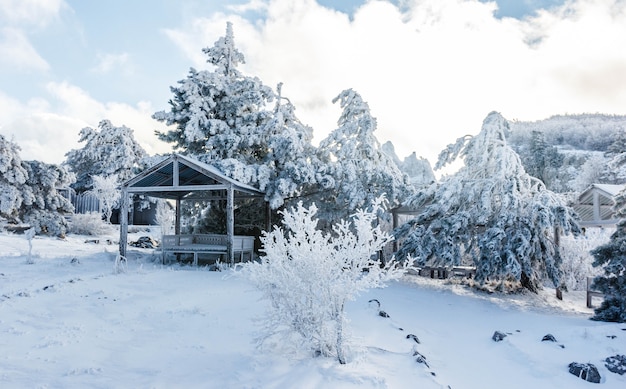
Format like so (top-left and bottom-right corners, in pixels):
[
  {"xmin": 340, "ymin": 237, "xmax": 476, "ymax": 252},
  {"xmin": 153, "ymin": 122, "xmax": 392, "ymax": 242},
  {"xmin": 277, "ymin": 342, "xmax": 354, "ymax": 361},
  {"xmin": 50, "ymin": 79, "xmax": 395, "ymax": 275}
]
[
  {"xmin": 69, "ymin": 213, "xmax": 111, "ymax": 236},
  {"xmin": 241, "ymin": 197, "xmax": 410, "ymax": 364},
  {"xmin": 559, "ymin": 228, "xmax": 612, "ymax": 291}
]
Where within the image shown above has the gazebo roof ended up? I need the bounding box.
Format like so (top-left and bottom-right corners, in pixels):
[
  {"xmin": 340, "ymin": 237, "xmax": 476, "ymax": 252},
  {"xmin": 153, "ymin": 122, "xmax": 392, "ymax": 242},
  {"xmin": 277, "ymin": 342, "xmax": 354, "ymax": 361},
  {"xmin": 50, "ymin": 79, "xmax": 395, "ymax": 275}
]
[
  {"xmin": 122, "ymin": 153, "xmax": 264, "ymax": 199},
  {"xmin": 574, "ymin": 183, "xmax": 626, "ymax": 227}
]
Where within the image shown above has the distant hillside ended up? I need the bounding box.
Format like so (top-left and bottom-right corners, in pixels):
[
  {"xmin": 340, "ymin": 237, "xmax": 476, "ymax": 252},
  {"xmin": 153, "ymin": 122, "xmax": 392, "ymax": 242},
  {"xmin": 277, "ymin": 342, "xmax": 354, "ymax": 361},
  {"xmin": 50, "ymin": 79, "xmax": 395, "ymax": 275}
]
[
  {"xmin": 506, "ymin": 114, "xmax": 626, "ymax": 193},
  {"xmin": 508, "ymin": 113, "xmax": 626, "ymax": 152}
]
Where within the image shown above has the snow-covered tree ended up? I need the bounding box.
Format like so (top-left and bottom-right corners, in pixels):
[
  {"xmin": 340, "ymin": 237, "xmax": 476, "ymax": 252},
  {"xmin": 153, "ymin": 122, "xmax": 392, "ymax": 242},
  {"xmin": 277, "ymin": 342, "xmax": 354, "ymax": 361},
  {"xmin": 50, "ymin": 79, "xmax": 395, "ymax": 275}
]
[
  {"xmin": 20, "ymin": 160, "xmax": 74, "ymax": 236},
  {"xmin": 153, "ymin": 21, "xmax": 274, "ymax": 162},
  {"xmin": 154, "ymin": 24, "xmax": 320, "ymax": 209},
  {"xmin": 396, "ymin": 112, "xmax": 580, "ymax": 292},
  {"xmin": 64, "ymin": 119, "xmax": 148, "ymax": 192},
  {"xmin": 571, "ymin": 154, "xmax": 607, "ymax": 192},
  {"xmin": 0, "ymin": 135, "xmax": 28, "ymax": 221},
  {"xmin": 241, "ymin": 197, "xmax": 408, "ymax": 364},
  {"xmin": 89, "ymin": 174, "xmax": 120, "ymax": 224},
  {"xmin": 0, "ymin": 136, "xmax": 72, "ymax": 235},
  {"xmin": 254, "ymin": 83, "xmax": 321, "ymax": 208},
  {"xmin": 316, "ymin": 89, "xmax": 413, "ymax": 222},
  {"xmin": 590, "ymin": 187, "xmax": 626, "ymax": 322},
  {"xmin": 603, "ymin": 131, "xmax": 626, "ymax": 183}
]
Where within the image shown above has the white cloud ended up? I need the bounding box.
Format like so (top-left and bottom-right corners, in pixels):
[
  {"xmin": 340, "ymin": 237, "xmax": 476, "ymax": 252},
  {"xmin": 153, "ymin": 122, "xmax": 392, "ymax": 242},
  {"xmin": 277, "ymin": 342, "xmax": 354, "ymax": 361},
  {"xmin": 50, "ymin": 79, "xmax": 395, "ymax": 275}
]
[
  {"xmin": 0, "ymin": 0, "xmax": 66, "ymax": 28},
  {"xmin": 163, "ymin": 0, "xmax": 626, "ymax": 168},
  {"xmin": 90, "ymin": 52, "xmax": 132, "ymax": 75},
  {"xmin": 0, "ymin": 27, "xmax": 49, "ymax": 71},
  {"xmin": 0, "ymin": 82, "xmax": 171, "ymax": 164}
]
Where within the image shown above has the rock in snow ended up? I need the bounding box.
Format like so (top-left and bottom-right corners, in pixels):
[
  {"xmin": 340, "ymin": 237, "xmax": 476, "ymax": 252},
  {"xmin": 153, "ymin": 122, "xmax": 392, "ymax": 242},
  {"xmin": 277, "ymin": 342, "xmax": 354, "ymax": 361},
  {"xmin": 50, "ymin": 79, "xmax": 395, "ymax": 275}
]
[
  {"xmin": 568, "ymin": 362, "xmax": 601, "ymax": 383},
  {"xmin": 492, "ymin": 331, "xmax": 507, "ymax": 342},
  {"xmin": 605, "ymin": 355, "xmax": 626, "ymax": 375}
]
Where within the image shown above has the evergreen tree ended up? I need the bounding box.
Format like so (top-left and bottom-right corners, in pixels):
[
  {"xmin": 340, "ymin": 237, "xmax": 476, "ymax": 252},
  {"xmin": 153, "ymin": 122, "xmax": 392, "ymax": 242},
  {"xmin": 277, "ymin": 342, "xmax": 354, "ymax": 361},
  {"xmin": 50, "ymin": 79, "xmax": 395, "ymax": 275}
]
[
  {"xmin": 317, "ymin": 89, "xmax": 413, "ymax": 222},
  {"xmin": 396, "ymin": 112, "xmax": 580, "ymax": 292},
  {"xmin": 153, "ymin": 21, "xmax": 274, "ymax": 162},
  {"xmin": 0, "ymin": 135, "xmax": 29, "ymax": 222},
  {"xmin": 0, "ymin": 135, "xmax": 74, "ymax": 235},
  {"xmin": 590, "ymin": 188, "xmax": 626, "ymax": 322},
  {"xmin": 20, "ymin": 160, "xmax": 74, "ymax": 236},
  {"xmin": 603, "ymin": 130, "xmax": 626, "ymax": 183},
  {"xmin": 154, "ymin": 23, "xmax": 322, "ymax": 209},
  {"xmin": 64, "ymin": 119, "xmax": 148, "ymax": 192},
  {"xmin": 522, "ymin": 130, "xmax": 564, "ymax": 190}
]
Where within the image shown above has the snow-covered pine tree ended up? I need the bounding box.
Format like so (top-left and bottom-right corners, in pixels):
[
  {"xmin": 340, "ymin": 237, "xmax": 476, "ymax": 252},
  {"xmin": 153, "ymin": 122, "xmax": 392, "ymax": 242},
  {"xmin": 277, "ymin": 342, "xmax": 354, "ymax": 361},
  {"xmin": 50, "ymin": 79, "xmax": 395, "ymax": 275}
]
[
  {"xmin": 590, "ymin": 187, "xmax": 626, "ymax": 322},
  {"xmin": 64, "ymin": 119, "xmax": 148, "ymax": 192},
  {"xmin": 256, "ymin": 83, "xmax": 321, "ymax": 209},
  {"xmin": 0, "ymin": 135, "xmax": 28, "ymax": 222},
  {"xmin": 604, "ymin": 129, "xmax": 626, "ymax": 183},
  {"xmin": 0, "ymin": 135, "xmax": 74, "ymax": 235},
  {"xmin": 153, "ymin": 22, "xmax": 274, "ymax": 163},
  {"xmin": 154, "ymin": 23, "xmax": 322, "ymax": 209},
  {"xmin": 20, "ymin": 160, "xmax": 74, "ymax": 236},
  {"xmin": 396, "ymin": 112, "xmax": 580, "ymax": 292},
  {"xmin": 316, "ymin": 89, "xmax": 413, "ymax": 222}
]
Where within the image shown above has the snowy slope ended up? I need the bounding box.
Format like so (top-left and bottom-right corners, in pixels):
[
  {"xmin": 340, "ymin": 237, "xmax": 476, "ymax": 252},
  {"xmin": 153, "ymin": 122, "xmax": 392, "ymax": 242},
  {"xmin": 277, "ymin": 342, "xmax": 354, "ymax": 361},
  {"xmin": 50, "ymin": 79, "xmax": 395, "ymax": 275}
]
[{"xmin": 1, "ymin": 231, "xmax": 625, "ymax": 388}]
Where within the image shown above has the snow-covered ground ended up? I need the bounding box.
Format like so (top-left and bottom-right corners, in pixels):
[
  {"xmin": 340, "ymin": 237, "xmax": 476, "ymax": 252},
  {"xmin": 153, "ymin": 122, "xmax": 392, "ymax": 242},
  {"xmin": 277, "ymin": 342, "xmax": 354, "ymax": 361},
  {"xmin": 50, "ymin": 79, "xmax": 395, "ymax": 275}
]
[{"xmin": 1, "ymin": 229, "xmax": 625, "ymax": 388}]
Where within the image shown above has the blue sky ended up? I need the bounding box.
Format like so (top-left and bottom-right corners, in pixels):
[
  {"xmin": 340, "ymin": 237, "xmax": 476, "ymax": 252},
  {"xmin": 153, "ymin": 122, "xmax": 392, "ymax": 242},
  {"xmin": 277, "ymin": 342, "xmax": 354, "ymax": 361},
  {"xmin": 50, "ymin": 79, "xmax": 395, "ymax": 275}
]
[{"xmin": 1, "ymin": 0, "xmax": 625, "ymax": 168}]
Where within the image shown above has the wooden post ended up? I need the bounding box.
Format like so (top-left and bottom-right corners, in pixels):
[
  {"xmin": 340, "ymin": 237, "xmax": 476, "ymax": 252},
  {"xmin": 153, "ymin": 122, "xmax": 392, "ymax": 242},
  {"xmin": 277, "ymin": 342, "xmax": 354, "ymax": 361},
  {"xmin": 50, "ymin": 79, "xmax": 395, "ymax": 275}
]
[
  {"xmin": 175, "ymin": 198, "xmax": 181, "ymax": 235},
  {"xmin": 118, "ymin": 188, "xmax": 129, "ymax": 258},
  {"xmin": 265, "ymin": 201, "xmax": 272, "ymax": 232},
  {"xmin": 392, "ymin": 209, "xmax": 399, "ymax": 252},
  {"xmin": 226, "ymin": 185, "xmax": 234, "ymax": 265}
]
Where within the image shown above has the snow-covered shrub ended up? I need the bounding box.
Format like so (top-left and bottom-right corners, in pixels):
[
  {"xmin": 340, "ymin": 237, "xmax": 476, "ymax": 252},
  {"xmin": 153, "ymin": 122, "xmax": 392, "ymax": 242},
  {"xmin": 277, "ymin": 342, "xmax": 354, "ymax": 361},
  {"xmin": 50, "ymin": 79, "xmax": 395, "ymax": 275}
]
[
  {"xmin": 154, "ymin": 199, "xmax": 174, "ymax": 237},
  {"xmin": 22, "ymin": 209, "xmax": 68, "ymax": 237},
  {"xmin": 241, "ymin": 197, "xmax": 409, "ymax": 364},
  {"xmin": 69, "ymin": 212, "xmax": 111, "ymax": 236},
  {"xmin": 558, "ymin": 228, "xmax": 612, "ymax": 291}
]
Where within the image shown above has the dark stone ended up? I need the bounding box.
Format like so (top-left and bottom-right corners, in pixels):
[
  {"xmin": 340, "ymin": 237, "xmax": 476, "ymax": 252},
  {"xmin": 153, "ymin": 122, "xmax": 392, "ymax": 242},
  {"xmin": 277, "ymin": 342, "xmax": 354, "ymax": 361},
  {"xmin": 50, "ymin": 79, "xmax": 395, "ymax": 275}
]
[
  {"xmin": 492, "ymin": 331, "xmax": 507, "ymax": 342},
  {"xmin": 568, "ymin": 362, "xmax": 601, "ymax": 383},
  {"xmin": 413, "ymin": 350, "xmax": 430, "ymax": 368},
  {"xmin": 542, "ymin": 334, "xmax": 557, "ymax": 342},
  {"xmin": 378, "ymin": 310, "xmax": 390, "ymax": 318},
  {"xmin": 406, "ymin": 334, "xmax": 420, "ymax": 344},
  {"xmin": 130, "ymin": 236, "xmax": 158, "ymax": 249},
  {"xmin": 605, "ymin": 354, "xmax": 626, "ymax": 375}
]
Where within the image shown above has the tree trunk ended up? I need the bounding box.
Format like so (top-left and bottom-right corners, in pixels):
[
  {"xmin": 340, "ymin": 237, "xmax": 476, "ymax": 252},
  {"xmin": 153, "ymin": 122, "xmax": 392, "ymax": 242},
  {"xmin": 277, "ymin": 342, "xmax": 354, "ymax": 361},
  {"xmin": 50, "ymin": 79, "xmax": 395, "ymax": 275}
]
[{"xmin": 336, "ymin": 303, "xmax": 346, "ymax": 365}]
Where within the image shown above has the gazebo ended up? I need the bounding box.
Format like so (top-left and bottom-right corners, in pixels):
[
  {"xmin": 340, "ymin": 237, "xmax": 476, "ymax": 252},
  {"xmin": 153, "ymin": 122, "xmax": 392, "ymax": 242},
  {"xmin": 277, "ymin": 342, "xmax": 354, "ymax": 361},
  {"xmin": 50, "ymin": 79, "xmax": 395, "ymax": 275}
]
[{"xmin": 118, "ymin": 153, "xmax": 268, "ymax": 263}]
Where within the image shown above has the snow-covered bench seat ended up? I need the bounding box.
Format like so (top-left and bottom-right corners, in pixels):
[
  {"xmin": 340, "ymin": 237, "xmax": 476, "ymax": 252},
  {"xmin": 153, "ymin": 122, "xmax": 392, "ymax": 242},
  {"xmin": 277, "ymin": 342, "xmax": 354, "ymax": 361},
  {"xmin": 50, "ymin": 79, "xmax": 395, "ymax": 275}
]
[{"xmin": 161, "ymin": 234, "xmax": 254, "ymax": 265}]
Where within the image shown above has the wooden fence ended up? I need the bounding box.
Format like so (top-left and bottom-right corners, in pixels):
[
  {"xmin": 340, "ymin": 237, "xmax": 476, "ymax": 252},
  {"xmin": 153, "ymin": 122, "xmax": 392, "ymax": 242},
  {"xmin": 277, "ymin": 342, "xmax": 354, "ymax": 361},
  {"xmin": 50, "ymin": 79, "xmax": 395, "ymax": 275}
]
[{"xmin": 70, "ymin": 192, "xmax": 100, "ymax": 214}]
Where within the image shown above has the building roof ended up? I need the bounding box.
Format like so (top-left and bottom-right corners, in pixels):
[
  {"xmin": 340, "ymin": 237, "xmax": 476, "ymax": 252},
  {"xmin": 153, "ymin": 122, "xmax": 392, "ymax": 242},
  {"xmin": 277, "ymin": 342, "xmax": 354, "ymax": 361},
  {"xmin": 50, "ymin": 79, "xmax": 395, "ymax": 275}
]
[
  {"xmin": 574, "ymin": 183, "xmax": 626, "ymax": 227},
  {"xmin": 121, "ymin": 153, "xmax": 264, "ymax": 199}
]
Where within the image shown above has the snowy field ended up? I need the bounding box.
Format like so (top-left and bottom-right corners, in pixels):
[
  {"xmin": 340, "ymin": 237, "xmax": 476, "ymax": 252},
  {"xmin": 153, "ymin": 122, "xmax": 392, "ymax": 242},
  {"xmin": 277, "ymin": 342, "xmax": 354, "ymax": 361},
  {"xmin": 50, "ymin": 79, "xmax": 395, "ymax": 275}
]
[{"xmin": 1, "ymin": 229, "xmax": 625, "ymax": 388}]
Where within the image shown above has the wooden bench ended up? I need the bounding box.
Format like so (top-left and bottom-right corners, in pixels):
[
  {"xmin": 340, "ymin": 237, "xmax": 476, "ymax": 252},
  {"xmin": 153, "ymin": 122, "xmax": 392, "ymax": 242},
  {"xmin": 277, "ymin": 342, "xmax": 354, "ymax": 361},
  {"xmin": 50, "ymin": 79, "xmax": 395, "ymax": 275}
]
[
  {"xmin": 418, "ymin": 266, "xmax": 476, "ymax": 279},
  {"xmin": 161, "ymin": 234, "xmax": 255, "ymax": 266},
  {"xmin": 586, "ymin": 276, "xmax": 604, "ymax": 308}
]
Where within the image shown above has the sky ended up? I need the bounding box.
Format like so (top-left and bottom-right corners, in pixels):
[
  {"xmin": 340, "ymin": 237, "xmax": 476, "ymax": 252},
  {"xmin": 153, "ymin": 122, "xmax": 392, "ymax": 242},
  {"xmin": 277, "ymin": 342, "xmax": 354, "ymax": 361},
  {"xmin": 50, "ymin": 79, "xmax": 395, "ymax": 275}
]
[{"xmin": 1, "ymin": 0, "xmax": 625, "ymax": 170}]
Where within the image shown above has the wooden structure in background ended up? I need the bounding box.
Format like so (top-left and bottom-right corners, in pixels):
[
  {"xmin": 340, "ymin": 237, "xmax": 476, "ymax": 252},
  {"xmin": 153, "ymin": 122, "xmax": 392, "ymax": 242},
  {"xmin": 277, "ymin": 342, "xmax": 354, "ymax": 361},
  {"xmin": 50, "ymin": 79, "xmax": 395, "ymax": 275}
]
[{"xmin": 574, "ymin": 183, "xmax": 626, "ymax": 228}]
